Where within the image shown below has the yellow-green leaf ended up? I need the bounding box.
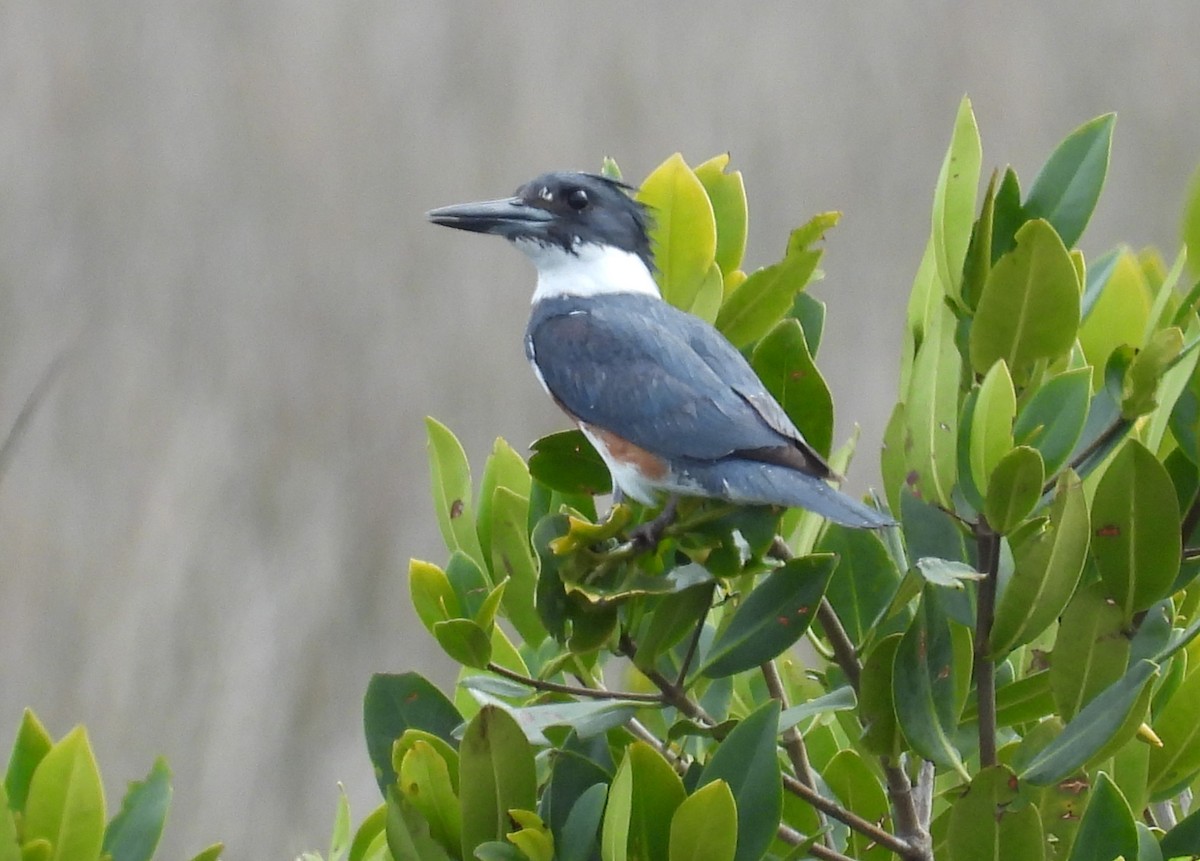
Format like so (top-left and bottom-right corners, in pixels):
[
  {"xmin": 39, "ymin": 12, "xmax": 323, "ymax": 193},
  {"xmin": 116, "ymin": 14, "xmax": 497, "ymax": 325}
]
[
  {"xmin": 23, "ymin": 727, "xmax": 106, "ymax": 861},
  {"xmin": 970, "ymin": 360, "xmax": 1017, "ymax": 494},
  {"xmin": 931, "ymin": 95, "xmax": 982, "ymax": 308},
  {"xmin": 669, "ymin": 781, "xmax": 736, "ymax": 861},
  {"xmin": 636, "ymin": 153, "xmax": 717, "ymax": 311},
  {"xmin": 694, "ymin": 154, "xmax": 748, "ymax": 277}
]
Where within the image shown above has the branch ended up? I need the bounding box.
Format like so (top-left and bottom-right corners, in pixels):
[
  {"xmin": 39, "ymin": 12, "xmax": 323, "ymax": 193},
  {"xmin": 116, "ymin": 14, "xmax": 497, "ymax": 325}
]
[
  {"xmin": 782, "ymin": 774, "xmax": 913, "ymax": 857},
  {"xmin": 618, "ymin": 635, "xmax": 718, "ymax": 726},
  {"xmin": 762, "ymin": 659, "xmax": 830, "ymax": 848},
  {"xmin": 483, "ymin": 662, "xmax": 663, "ymax": 703},
  {"xmin": 973, "ymin": 518, "xmax": 1000, "ymax": 768},
  {"xmin": 884, "ymin": 757, "xmax": 933, "ymax": 860},
  {"xmin": 675, "ymin": 583, "xmax": 714, "ymax": 688}
]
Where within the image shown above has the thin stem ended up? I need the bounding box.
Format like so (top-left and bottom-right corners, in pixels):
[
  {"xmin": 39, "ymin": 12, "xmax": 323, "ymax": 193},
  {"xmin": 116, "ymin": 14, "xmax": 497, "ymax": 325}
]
[
  {"xmin": 484, "ymin": 662, "xmax": 663, "ymax": 703},
  {"xmin": 973, "ymin": 518, "xmax": 1000, "ymax": 768},
  {"xmin": 675, "ymin": 585, "xmax": 713, "ymax": 688},
  {"xmin": 783, "ymin": 774, "xmax": 913, "ymax": 857},
  {"xmin": 884, "ymin": 758, "xmax": 933, "ymax": 860},
  {"xmin": 618, "ymin": 635, "xmax": 717, "ymax": 726},
  {"xmin": 1042, "ymin": 417, "xmax": 1129, "ymax": 495},
  {"xmin": 762, "ymin": 659, "xmax": 830, "ymax": 847}
]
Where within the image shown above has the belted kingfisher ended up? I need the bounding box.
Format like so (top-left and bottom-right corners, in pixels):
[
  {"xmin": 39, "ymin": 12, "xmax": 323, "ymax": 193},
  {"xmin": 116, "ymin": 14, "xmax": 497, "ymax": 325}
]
[{"xmin": 428, "ymin": 171, "xmax": 891, "ymax": 529}]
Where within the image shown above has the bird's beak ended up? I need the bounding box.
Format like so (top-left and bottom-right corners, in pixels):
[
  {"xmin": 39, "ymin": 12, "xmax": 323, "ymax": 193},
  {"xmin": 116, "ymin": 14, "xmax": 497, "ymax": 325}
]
[{"xmin": 427, "ymin": 196, "xmax": 553, "ymax": 239}]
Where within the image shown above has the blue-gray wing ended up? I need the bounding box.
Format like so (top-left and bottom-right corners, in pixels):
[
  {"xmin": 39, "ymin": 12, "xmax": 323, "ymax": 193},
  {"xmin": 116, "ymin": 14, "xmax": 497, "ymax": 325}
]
[{"xmin": 526, "ymin": 297, "xmax": 827, "ymax": 474}]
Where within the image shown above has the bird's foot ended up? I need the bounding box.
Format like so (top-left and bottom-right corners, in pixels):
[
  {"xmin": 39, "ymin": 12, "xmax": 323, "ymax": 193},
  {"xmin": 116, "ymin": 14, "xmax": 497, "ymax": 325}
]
[{"xmin": 628, "ymin": 496, "xmax": 680, "ymax": 551}]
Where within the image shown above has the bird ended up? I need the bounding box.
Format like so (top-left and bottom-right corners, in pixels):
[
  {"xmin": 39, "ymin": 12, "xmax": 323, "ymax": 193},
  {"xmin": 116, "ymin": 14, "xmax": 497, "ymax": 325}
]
[{"xmin": 427, "ymin": 171, "xmax": 892, "ymax": 530}]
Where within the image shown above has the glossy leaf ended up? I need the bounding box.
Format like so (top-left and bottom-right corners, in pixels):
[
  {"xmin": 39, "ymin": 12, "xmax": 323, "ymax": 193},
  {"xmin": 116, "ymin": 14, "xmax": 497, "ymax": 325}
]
[
  {"xmin": 1161, "ymin": 799, "xmax": 1200, "ymax": 857},
  {"xmin": 23, "ymin": 727, "xmax": 106, "ymax": 861},
  {"xmin": 701, "ymin": 554, "xmax": 836, "ymax": 677},
  {"xmin": 1148, "ymin": 659, "xmax": 1200, "ymax": 799},
  {"xmin": 962, "ymin": 670, "xmax": 1056, "ymax": 728},
  {"xmin": 991, "ymin": 166, "xmax": 1024, "ymax": 262},
  {"xmin": 103, "ymin": 757, "xmax": 171, "ymax": 861},
  {"xmin": 970, "ymin": 360, "xmax": 1017, "ymax": 496},
  {"xmin": 364, "ymin": 673, "xmax": 461, "ymax": 796},
  {"xmin": 698, "ymin": 701, "xmax": 782, "ymax": 861},
  {"xmin": 459, "ymin": 707, "xmax": 537, "ymax": 858},
  {"xmin": 930, "ymin": 95, "xmax": 982, "ymax": 307},
  {"xmin": 625, "ymin": 744, "xmax": 686, "ymax": 861},
  {"xmin": 880, "ymin": 401, "xmax": 907, "ymax": 518},
  {"xmin": 791, "ymin": 290, "xmax": 826, "ymax": 356},
  {"xmin": 433, "ymin": 618, "xmax": 492, "ymax": 669},
  {"xmin": 894, "ymin": 586, "xmax": 967, "ymax": 776},
  {"xmin": 601, "ymin": 750, "xmax": 632, "ymax": 861},
  {"xmin": 469, "ymin": 695, "xmax": 640, "ymax": 746},
  {"xmin": 990, "ymin": 471, "xmax": 1090, "ymax": 656},
  {"xmin": 983, "ymin": 445, "xmax": 1045, "ymax": 535},
  {"xmin": 860, "ymin": 634, "xmax": 904, "ymax": 757},
  {"xmin": 477, "ymin": 437, "xmax": 531, "ymax": 567},
  {"xmin": 824, "ymin": 751, "xmax": 891, "ymax": 861},
  {"xmin": 1023, "ymin": 114, "xmax": 1115, "ymax": 249},
  {"xmin": 1013, "ymin": 368, "xmax": 1091, "ymax": 476},
  {"xmin": 528, "ymin": 430, "xmax": 611, "ymax": 497},
  {"xmin": 777, "ymin": 686, "xmax": 857, "ymax": 733},
  {"xmin": 947, "ymin": 765, "xmax": 1045, "ymax": 861},
  {"xmin": 634, "ymin": 584, "xmax": 714, "ymax": 673},
  {"xmin": 905, "ymin": 302, "xmax": 961, "ymax": 508},
  {"xmin": 669, "ymin": 780, "xmax": 736, "ymax": 861},
  {"xmin": 558, "ymin": 783, "xmax": 607, "ymax": 861},
  {"xmin": 750, "ymin": 319, "xmax": 833, "ymax": 458},
  {"xmin": 397, "ymin": 741, "xmax": 461, "ymax": 853},
  {"xmin": 1021, "ymin": 660, "xmax": 1158, "ymax": 786},
  {"xmin": 425, "ymin": 417, "xmax": 486, "ymax": 570},
  {"xmin": 409, "ymin": 559, "xmax": 459, "ymax": 634},
  {"xmin": 1091, "ymin": 439, "xmax": 1182, "ymax": 619},
  {"xmin": 816, "ymin": 525, "xmax": 900, "ymax": 646},
  {"xmin": 187, "ymin": 844, "xmax": 225, "ymax": 861},
  {"xmin": 962, "ymin": 169, "xmax": 997, "ymax": 311},
  {"xmin": 386, "ymin": 791, "xmax": 452, "ymax": 861},
  {"xmin": 716, "ymin": 212, "xmax": 838, "ymax": 349},
  {"xmin": 689, "ymin": 262, "xmax": 724, "ymax": 323},
  {"xmin": 1079, "ymin": 250, "xmax": 1151, "ymax": 389},
  {"xmin": 0, "ymin": 784, "xmax": 15, "ymax": 861},
  {"xmin": 5, "ymin": 708, "xmax": 52, "ymax": 813},
  {"xmin": 1065, "ymin": 772, "xmax": 1136, "ymax": 861},
  {"xmin": 1050, "ymin": 582, "xmax": 1131, "ymax": 720},
  {"xmin": 969, "ymin": 218, "xmax": 1080, "ymax": 376},
  {"xmin": 489, "ymin": 486, "xmax": 546, "ymax": 645},
  {"xmin": 637, "ymin": 153, "xmax": 717, "ymax": 311},
  {"xmin": 694, "ymin": 154, "xmax": 748, "ymax": 277}
]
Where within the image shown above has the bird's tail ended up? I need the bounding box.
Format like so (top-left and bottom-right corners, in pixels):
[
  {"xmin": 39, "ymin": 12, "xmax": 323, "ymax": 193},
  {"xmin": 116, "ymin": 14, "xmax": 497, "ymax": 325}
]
[{"xmin": 688, "ymin": 460, "xmax": 895, "ymax": 529}]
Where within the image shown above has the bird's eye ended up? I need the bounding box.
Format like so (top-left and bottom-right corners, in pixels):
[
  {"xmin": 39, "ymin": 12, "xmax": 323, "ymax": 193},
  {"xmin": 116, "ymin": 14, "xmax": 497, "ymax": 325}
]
[{"xmin": 566, "ymin": 188, "xmax": 589, "ymax": 210}]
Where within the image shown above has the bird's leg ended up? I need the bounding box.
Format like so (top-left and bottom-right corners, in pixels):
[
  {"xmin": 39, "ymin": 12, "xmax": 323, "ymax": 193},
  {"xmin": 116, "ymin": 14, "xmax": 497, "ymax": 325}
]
[{"xmin": 629, "ymin": 495, "xmax": 680, "ymax": 551}]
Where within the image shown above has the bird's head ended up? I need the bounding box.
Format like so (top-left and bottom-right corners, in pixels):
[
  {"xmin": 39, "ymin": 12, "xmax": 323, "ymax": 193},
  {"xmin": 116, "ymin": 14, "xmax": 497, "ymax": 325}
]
[{"xmin": 428, "ymin": 172, "xmax": 655, "ymax": 278}]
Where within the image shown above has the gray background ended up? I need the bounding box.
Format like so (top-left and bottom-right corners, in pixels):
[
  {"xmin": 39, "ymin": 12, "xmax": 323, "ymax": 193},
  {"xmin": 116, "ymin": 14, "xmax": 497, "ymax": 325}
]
[{"xmin": 1, "ymin": 3, "xmax": 1196, "ymax": 857}]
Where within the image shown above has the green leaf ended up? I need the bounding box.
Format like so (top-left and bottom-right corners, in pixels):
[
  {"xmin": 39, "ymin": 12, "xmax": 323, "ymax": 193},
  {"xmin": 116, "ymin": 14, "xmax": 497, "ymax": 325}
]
[
  {"xmin": 186, "ymin": 844, "xmax": 224, "ymax": 861},
  {"xmin": 1021, "ymin": 660, "xmax": 1159, "ymax": 786},
  {"xmin": 880, "ymin": 401, "xmax": 907, "ymax": 519},
  {"xmin": 397, "ymin": 741, "xmax": 461, "ymax": 853},
  {"xmin": 962, "ymin": 670, "xmax": 1056, "ymax": 728},
  {"xmin": 1065, "ymin": 772, "xmax": 1137, "ymax": 861},
  {"xmin": 694, "ymin": 154, "xmax": 748, "ymax": 278},
  {"xmin": 777, "ymin": 686, "xmax": 857, "ymax": 732},
  {"xmin": 23, "ymin": 727, "xmax": 106, "ymax": 861},
  {"xmin": 363, "ymin": 673, "xmax": 461, "ymax": 796},
  {"xmin": 506, "ymin": 810, "xmax": 553, "ymax": 861},
  {"xmin": 1013, "ymin": 368, "xmax": 1091, "ymax": 476},
  {"xmin": 1161, "ymin": 799, "xmax": 1200, "ymax": 858},
  {"xmin": 791, "ymin": 291, "xmax": 826, "ymax": 357},
  {"xmin": 103, "ymin": 757, "xmax": 171, "ymax": 861},
  {"xmin": 983, "ymin": 445, "xmax": 1045, "ymax": 535},
  {"xmin": 559, "ymin": 783, "xmax": 606, "ymax": 861},
  {"xmin": 1148, "ymin": 659, "xmax": 1200, "ymax": 799},
  {"xmin": 991, "ymin": 166, "xmax": 1024, "ymax": 262},
  {"xmin": 601, "ymin": 752, "xmax": 632, "ymax": 861},
  {"xmin": 433, "ymin": 618, "xmax": 492, "ymax": 669},
  {"xmin": 914, "ymin": 558, "xmax": 984, "ymax": 589},
  {"xmin": 860, "ymin": 634, "xmax": 903, "ymax": 757},
  {"xmin": 477, "ymin": 438, "xmax": 532, "ymax": 567},
  {"xmin": 688, "ymin": 263, "xmax": 724, "ymax": 323},
  {"xmin": 1121, "ymin": 326, "xmax": 1185, "ymax": 419},
  {"xmin": 930, "ymin": 95, "xmax": 982, "ymax": 307},
  {"xmin": 970, "ymin": 360, "xmax": 1017, "ymax": 495},
  {"xmin": 750, "ymin": 319, "xmax": 833, "ymax": 458},
  {"xmin": 624, "ymin": 744, "xmax": 686, "ymax": 861},
  {"xmin": 528, "ymin": 430, "xmax": 612, "ymax": 497},
  {"xmin": 5, "ymin": 709, "xmax": 53, "ymax": 813},
  {"xmin": 989, "ymin": 471, "xmax": 1090, "ymax": 656},
  {"xmin": 425, "ymin": 417, "xmax": 486, "ymax": 570},
  {"xmin": 1024, "ymin": 114, "xmax": 1116, "ymax": 249},
  {"xmin": 700, "ymin": 554, "xmax": 836, "ymax": 677},
  {"xmin": 962, "ymin": 170, "xmax": 997, "ymax": 311},
  {"xmin": 1051, "ymin": 582, "xmax": 1131, "ymax": 720},
  {"xmin": 1091, "ymin": 439, "xmax": 1182, "ymax": 619},
  {"xmin": 0, "ymin": 784, "xmax": 16, "ymax": 861},
  {"xmin": 947, "ymin": 765, "xmax": 1045, "ymax": 861},
  {"xmin": 716, "ymin": 212, "xmax": 839, "ymax": 349},
  {"xmin": 392, "ymin": 730, "xmax": 460, "ymax": 795},
  {"xmin": 905, "ymin": 302, "xmax": 961, "ymax": 508},
  {"xmin": 386, "ymin": 791, "xmax": 452, "ymax": 861},
  {"xmin": 1080, "ymin": 250, "xmax": 1152, "ymax": 390},
  {"xmin": 823, "ymin": 751, "xmax": 891, "ymax": 861},
  {"xmin": 816, "ymin": 525, "xmax": 901, "ymax": 647},
  {"xmin": 634, "ymin": 584, "xmax": 715, "ymax": 673},
  {"xmin": 489, "ymin": 487, "xmax": 546, "ymax": 645},
  {"xmin": 894, "ymin": 586, "xmax": 967, "ymax": 776},
  {"xmin": 466, "ymin": 695, "xmax": 639, "ymax": 746},
  {"xmin": 636, "ymin": 153, "xmax": 717, "ymax": 311},
  {"xmin": 669, "ymin": 780, "xmax": 737, "ymax": 861},
  {"xmin": 459, "ymin": 707, "xmax": 537, "ymax": 858},
  {"xmin": 697, "ymin": 701, "xmax": 781, "ymax": 861},
  {"xmin": 408, "ymin": 559, "xmax": 459, "ymax": 634},
  {"xmin": 969, "ymin": 218, "xmax": 1081, "ymax": 376}
]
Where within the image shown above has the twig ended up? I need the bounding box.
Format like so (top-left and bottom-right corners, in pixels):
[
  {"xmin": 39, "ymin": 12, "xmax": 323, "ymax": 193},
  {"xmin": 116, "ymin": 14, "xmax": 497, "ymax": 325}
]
[
  {"xmin": 783, "ymin": 774, "xmax": 913, "ymax": 857},
  {"xmin": 675, "ymin": 583, "xmax": 714, "ymax": 688},
  {"xmin": 618, "ymin": 635, "xmax": 718, "ymax": 725},
  {"xmin": 483, "ymin": 662, "xmax": 663, "ymax": 703},
  {"xmin": 884, "ymin": 757, "xmax": 932, "ymax": 859},
  {"xmin": 762, "ymin": 659, "xmax": 830, "ymax": 847},
  {"xmin": 1042, "ymin": 417, "xmax": 1129, "ymax": 495},
  {"xmin": 973, "ymin": 518, "xmax": 1000, "ymax": 768}
]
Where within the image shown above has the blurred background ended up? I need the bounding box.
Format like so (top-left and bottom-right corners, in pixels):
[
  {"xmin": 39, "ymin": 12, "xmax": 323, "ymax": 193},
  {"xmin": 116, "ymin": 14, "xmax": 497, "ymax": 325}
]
[{"xmin": 1, "ymin": 2, "xmax": 1197, "ymax": 857}]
